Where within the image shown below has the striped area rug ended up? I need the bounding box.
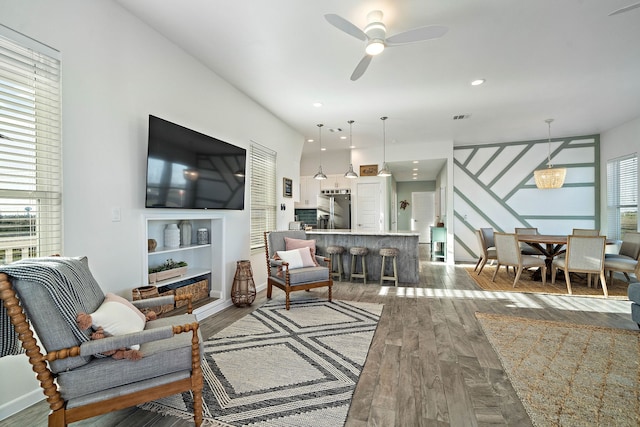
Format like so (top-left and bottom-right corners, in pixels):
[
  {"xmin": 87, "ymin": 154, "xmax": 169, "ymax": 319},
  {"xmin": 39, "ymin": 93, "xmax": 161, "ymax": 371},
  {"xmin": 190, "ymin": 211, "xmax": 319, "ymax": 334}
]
[{"xmin": 140, "ymin": 295, "xmax": 383, "ymax": 426}]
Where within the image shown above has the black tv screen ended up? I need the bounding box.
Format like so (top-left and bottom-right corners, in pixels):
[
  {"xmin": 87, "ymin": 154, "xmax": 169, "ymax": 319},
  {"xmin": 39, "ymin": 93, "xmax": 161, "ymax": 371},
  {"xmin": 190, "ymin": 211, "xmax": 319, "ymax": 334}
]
[{"xmin": 145, "ymin": 115, "xmax": 246, "ymax": 209}]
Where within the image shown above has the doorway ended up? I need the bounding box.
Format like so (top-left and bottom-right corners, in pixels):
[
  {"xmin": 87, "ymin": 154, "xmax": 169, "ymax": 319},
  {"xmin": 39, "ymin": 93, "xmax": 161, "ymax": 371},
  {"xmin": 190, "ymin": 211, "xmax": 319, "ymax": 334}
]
[
  {"xmin": 356, "ymin": 182, "xmax": 380, "ymax": 231},
  {"xmin": 411, "ymin": 191, "xmax": 435, "ymax": 243}
]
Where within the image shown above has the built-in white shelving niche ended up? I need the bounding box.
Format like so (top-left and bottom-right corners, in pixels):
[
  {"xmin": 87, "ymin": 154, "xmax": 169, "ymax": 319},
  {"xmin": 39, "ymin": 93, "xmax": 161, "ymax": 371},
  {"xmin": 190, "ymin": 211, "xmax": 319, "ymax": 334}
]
[{"xmin": 143, "ymin": 213, "xmax": 227, "ymax": 320}]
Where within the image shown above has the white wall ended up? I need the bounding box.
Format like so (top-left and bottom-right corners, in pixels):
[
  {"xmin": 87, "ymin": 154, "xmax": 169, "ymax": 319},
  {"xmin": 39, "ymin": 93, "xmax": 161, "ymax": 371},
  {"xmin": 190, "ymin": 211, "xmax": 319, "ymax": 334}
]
[
  {"xmin": 600, "ymin": 116, "xmax": 640, "ymax": 233},
  {"xmin": 0, "ymin": 0, "xmax": 300, "ymax": 418}
]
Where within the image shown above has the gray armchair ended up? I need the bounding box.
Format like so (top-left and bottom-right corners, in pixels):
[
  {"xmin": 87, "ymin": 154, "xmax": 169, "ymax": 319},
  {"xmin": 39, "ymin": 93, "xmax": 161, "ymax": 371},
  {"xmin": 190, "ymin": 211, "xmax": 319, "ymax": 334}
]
[
  {"xmin": 0, "ymin": 256, "xmax": 203, "ymax": 427},
  {"xmin": 263, "ymin": 231, "xmax": 332, "ymax": 310}
]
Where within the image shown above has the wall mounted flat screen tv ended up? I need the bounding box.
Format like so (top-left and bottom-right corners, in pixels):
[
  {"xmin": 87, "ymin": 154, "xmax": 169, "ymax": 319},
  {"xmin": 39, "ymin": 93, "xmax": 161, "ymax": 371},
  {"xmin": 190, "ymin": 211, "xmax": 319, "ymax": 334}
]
[{"xmin": 145, "ymin": 115, "xmax": 246, "ymax": 209}]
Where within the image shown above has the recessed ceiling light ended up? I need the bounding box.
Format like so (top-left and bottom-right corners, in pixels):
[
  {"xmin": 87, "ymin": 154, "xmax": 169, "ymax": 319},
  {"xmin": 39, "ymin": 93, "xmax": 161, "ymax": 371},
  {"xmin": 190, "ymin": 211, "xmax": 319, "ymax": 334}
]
[
  {"xmin": 321, "ymin": 147, "xmax": 326, "ymax": 151},
  {"xmin": 412, "ymin": 177, "xmax": 417, "ymax": 180},
  {"xmin": 471, "ymin": 79, "xmax": 485, "ymax": 86},
  {"xmin": 307, "ymin": 138, "xmax": 314, "ymax": 143},
  {"xmin": 412, "ymin": 173, "xmax": 418, "ymax": 176},
  {"xmin": 412, "ymin": 168, "xmax": 418, "ymax": 171},
  {"xmin": 312, "ymin": 102, "xmax": 323, "ymax": 107},
  {"xmin": 413, "ymin": 160, "xmax": 419, "ymax": 164},
  {"xmin": 349, "ymin": 145, "xmax": 356, "ymax": 149},
  {"xmin": 340, "ymin": 136, "xmax": 347, "ymax": 140}
]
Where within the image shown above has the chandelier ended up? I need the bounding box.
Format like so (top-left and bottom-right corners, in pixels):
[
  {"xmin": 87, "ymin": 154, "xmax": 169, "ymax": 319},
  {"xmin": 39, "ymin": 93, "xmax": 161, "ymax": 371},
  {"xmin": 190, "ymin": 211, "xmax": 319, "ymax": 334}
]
[{"xmin": 534, "ymin": 119, "xmax": 566, "ymax": 189}]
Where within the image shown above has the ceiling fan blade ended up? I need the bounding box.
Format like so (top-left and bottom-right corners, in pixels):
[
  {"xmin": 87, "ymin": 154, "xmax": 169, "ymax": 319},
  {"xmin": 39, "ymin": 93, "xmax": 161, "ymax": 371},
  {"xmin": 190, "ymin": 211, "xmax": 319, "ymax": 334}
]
[
  {"xmin": 325, "ymin": 14, "xmax": 367, "ymax": 41},
  {"xmin": 386, "ymin": 25, "xmax": 448, "ymax": 45},
  {"xmin": 608, "ymin": 2, "xmax": 640, "ymax": 15},
  {"xmin": 350, "ymin": 55, "xmax": 373, "ymax": 81}
]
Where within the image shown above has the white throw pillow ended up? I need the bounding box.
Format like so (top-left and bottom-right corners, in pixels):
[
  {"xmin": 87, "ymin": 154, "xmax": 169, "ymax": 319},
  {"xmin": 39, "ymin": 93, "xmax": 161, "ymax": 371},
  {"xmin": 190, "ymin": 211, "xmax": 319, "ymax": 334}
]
[
  {"xmin": 90, "ymin": 293, "xmax": 146, "ymax": 350},
  {"xmin": 276, "ymin": 247, "xmax": 316, "ymax": 270}
]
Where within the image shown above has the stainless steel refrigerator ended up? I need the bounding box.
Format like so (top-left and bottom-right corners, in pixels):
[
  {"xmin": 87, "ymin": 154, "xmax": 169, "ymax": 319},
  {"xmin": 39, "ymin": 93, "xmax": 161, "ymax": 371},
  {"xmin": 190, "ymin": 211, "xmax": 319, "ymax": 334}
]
[{"xmin": 317, "ymin": 193, "xmax": 351, "ymax": 229}]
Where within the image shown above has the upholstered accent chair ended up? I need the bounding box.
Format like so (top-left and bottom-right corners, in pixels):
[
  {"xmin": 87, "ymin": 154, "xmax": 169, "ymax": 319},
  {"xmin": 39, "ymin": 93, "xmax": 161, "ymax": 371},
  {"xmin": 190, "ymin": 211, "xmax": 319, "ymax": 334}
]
[
  {"xmin": 474, "ymin": 229, "xmax": 497, "ymax": 275},
  {"xmin": 492, "ymin": 232, "xmax": 547, "ymax": 287},
  {"xmin": 0, "ymin": 257, "xmax": 203, "ymax": 427},
  {"xmin": 263, "ymin": 230, "xmax": 332, "ymax": 310},
  {"xmin": 552, "ymin": 235, "xmax": 608, "ymax": 297},
  {"xmin": 629, "ymin": 282, "xmax": 640, "ymax": 328}
]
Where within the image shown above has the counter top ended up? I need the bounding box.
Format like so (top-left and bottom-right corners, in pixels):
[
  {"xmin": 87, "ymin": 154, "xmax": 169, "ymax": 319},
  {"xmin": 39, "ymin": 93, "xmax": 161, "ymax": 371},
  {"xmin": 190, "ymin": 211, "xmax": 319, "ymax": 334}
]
[{"xmin": 306, "ymin": 229, "xmax": 419, "ymax": 237}]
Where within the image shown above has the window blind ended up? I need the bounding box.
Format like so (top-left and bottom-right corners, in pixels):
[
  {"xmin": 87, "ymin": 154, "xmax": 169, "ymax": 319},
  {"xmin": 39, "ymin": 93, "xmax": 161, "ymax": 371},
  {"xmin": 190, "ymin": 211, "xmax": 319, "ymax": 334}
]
[
  {"xmin": 0, "ymin": 31, "xmax": 62, "ymax": 263},
  {"xmin": 250, "ymin": 143, "xmax": 276, "ymax": 250},
  {"xmin": 607, "ymin": 153, "xmax": 638, "ymax": 240}
]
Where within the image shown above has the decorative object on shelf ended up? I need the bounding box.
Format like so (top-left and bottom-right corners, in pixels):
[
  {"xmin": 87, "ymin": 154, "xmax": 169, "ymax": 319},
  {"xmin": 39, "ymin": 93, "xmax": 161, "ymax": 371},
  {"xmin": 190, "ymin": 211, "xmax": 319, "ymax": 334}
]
[
  {"xmin": 179, "ymin": 220, "xmax": 192, "ymax": 246},
  {"xmin": 399, "ymin": 200, "xmax": 410, "ymax": 210},
  {"xmin": 313, "ymin": 124, "xmax": 327, "ymax": 180},
  {"xmin": 534, "ymin": 118, "xmax": 566, "ymax": 189},
  {"xmin": 163, "ymin": 223, "xmax": 180, "ymax": 248},
  {"xmin": 231, "ymin": 260, "xmax": 256, "ymax": 306},
  {"xmin": 148, "ymin": 238, "xmax": 157, "ymax": 252},
  {"xmin": 148, "ymin": 259, "xmax": 188, "ymax": 284},
  {"xmin": 377, "ymin": 116, "xmax": 391, "ymax": 177},
  {"xmin": 197, "ymin": 228, "xmax": 209, "ymax": 245},
  {"xmin": 344, "ymin": 120, "xmax": 358, "ymax": 179},
  {"xmin": 283, "ymin": 177, "xmax": 293, "ymax": 197},
  {"xmin": 359, "ymin": 164, "xmax": 378, "ymax": 177},
  {"xmin": 132, "ymin": 285, "xmax": 165, "ymax": 315}
]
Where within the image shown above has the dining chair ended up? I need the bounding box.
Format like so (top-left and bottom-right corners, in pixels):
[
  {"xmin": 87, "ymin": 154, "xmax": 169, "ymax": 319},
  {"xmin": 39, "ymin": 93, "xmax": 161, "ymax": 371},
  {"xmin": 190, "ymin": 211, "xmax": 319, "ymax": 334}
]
[
  {"xmin": 514, "ymin": 227, "xmax": 543, "ymax": 256},
  {"xmin": 572, "ymin": 228, "xmax": 600, "ymax": 236},
  {"xmin": 474, "ymin": 229, "xmax": 497, "ymax": 275},
  {"xmin": 603, "ymin": 254, "xmax": 639, "ymax": 286},
  {"xmin": 552, "ymin": 235, "xmax": 607, "ymax": 297},
  {"xmin": 480, "ymin": 227, "xmax": 495, "ymax": 249},
  {"xmin": 605, "ymin": 231, "xmax": 640, "ymax": 282},
  {"xmin": 492, "ymin": 232, "xmax": 547, "ymax": 287}
]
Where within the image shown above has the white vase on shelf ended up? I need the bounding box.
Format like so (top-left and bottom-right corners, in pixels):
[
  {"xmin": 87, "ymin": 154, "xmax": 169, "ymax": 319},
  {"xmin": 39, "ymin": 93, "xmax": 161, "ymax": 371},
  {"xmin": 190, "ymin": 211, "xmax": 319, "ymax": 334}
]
[
  {"xmin": 179, "ymin": 220, "xmax": 192, "ymax": 246},
  {"xmin": 164, "ymin": 223, "xmax": 180, "ymax": 248}
]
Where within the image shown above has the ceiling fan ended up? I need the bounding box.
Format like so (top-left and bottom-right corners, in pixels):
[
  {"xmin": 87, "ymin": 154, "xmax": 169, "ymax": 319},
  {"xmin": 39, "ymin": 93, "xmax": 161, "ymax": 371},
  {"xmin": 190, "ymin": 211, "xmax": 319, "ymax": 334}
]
[
  {"xmin": 609, "ymin": 2, "xmax": 640, "ymax": 15},
  {"xmin": 325, "ymin": 10, "xmax": 448, "ymax": 81}
]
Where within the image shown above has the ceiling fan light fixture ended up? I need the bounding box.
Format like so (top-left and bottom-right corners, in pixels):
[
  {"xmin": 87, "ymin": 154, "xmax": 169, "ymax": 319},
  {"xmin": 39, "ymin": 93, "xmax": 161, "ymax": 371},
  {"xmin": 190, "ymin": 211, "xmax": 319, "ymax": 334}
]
[
  {"xmin": 365, "ymin": 39, "xmax": 385, "ymax": 55},
  {"xmin": 534, "ymin": 118, "xmax": 566, "ymax": 189}
]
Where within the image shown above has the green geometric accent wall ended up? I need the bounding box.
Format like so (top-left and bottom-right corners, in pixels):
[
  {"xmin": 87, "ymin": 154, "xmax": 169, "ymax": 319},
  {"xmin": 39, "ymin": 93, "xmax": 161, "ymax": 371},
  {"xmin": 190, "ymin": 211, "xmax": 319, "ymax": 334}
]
[{"xmin": 453, "ymin": 135, "xmax": 599, "ymax": 262}]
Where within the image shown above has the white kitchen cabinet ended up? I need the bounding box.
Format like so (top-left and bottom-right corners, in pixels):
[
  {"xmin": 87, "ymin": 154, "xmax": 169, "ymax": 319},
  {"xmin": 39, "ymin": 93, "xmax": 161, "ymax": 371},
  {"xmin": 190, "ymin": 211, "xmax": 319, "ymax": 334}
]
[
  {"xmin": 296, "ymin": 176, "xmax": 320, "ymax": 208},
  {"xmin": 320, "ymin": 174, "xmax": 352, "ymax": 191}
]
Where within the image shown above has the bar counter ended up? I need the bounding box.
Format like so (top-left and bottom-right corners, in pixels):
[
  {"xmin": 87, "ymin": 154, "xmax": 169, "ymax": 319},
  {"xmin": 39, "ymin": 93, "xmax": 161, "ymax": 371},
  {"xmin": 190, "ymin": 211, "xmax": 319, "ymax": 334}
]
[{"xmin": 306, "ymin": 230, "xmax": 420, "ymax": 284}]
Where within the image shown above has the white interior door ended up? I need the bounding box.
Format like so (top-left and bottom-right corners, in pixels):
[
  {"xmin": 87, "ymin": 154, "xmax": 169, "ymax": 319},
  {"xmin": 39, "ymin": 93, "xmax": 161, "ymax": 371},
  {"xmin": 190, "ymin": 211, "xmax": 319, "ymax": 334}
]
[
  {"xmin": 356, "ymin": 182, "xmax": 380, "ymax": 231},
  {"xmin": 412, "ymin": 191, "xmax": 435, "ymax": 243}
]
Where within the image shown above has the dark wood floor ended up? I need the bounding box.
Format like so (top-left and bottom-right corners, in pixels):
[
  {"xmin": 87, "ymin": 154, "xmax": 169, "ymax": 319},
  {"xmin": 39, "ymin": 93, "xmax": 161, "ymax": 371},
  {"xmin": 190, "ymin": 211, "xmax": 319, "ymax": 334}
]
[{"xmin": 2, "ymin": 246, "xmax": 636, "ymax": 427}]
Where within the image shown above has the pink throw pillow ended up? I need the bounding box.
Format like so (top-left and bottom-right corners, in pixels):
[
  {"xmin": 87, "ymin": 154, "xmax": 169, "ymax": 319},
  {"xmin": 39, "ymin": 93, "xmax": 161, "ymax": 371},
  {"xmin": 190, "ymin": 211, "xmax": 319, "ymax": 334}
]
[{"xmin": 284, "ymin": 237, "xmax": 319, "ymax": 266}]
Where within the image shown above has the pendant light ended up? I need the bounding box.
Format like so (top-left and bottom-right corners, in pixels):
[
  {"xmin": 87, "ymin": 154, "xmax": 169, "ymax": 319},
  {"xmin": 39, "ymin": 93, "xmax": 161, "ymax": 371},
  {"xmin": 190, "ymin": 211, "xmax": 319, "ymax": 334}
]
[
  {"xmin": 313, "ymin": 123, "xmax": 327, "ymax": 180},
  {"xmin": 377, "ymin": 116, "xmax": 391, "ymax": 177},
  {"xmin": 344, "ymin": 120, "xmax": 358, "ymax": 179},
  {"xmin": 533, "ymin": 119, "xmax": 566, "ymax": 189}
]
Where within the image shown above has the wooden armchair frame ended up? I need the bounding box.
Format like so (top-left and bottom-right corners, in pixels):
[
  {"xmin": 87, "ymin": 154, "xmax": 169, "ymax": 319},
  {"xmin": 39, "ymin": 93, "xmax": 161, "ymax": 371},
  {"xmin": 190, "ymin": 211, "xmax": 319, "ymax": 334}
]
[
  {"xmin": 263, "ymin": 231, "xmax": 333, "ymax": 310},
  {"xmin": 0, "ymin": 273, "xmax": 203, "ymax": 427}
]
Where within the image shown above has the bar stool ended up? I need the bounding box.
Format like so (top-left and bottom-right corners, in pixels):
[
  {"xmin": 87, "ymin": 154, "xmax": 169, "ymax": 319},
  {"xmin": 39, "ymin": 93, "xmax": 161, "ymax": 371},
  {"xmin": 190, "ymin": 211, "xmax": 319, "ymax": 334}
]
[
  {"xmin": 326, "ymin": 245, "xmax": 345, "ymax": 281},
  {"xmin": 379, "ymin": 247, "xmax": 399, "ymax": 286},
  {"xmin": 350, "ymin": 247, "xmax": 369, "ymax": 284}
]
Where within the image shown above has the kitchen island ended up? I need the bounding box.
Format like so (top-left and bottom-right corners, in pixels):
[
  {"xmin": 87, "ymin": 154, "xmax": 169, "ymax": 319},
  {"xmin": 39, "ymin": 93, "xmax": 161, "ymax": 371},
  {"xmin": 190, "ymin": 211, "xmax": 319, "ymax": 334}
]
[{"xmin": 306, "ymin": 230, "xmax": 420, "ymax": 284}]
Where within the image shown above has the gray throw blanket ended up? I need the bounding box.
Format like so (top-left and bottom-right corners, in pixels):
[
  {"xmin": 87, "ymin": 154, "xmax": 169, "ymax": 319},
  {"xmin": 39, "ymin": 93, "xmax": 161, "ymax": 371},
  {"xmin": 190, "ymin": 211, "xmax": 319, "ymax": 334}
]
[{"xmin": 0, "ymin": 257, "xmax": 104, "ymax": 358}]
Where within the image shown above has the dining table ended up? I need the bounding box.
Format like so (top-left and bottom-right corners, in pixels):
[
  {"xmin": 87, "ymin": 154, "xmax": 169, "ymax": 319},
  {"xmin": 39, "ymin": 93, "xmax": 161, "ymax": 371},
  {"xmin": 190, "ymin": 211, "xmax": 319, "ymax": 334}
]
[{"xmin": 516, "ymin": 234, "xmax": 617, "ymax": 281}]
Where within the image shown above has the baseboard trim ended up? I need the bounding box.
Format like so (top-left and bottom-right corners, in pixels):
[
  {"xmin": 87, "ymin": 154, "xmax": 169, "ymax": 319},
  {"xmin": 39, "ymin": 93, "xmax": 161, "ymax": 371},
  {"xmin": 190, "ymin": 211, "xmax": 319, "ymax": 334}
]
[{"xmin": 0, "ymin": 388, "xmax": 44, "ymax": 421}]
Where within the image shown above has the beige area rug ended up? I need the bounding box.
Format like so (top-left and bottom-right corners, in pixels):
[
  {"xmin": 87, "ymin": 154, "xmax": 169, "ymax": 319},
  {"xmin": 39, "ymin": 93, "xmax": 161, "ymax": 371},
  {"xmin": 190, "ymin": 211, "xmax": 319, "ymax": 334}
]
[
  {"xmin": 465, "ymin": 265, "xmax": 630, "ymax": 299},
  {"xmin": 476, "ymin": 312, "xmax": 640, "ymax": 426}
]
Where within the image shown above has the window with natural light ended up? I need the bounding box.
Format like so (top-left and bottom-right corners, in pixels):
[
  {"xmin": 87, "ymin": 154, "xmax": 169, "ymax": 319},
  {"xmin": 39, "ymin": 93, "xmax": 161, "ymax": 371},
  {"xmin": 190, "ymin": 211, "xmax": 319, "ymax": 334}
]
[
  {"xmin": 0, "ymin": 31, "xmax": 62, "ymax": 263},
  {"xmin": 250, "ymin": 143, "xmax": 276, "ymax": 251},
  {"xmin": 607, "ymin": 153, "xmax": 638, "ymax": 240}
]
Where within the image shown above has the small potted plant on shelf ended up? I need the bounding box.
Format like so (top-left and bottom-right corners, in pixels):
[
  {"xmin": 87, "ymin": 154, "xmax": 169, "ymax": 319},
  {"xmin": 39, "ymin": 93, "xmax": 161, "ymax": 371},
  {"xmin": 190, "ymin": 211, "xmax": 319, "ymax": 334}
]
[{"xmin": 148, "ymin": 258, "xmax": 188, "ymax": 284}]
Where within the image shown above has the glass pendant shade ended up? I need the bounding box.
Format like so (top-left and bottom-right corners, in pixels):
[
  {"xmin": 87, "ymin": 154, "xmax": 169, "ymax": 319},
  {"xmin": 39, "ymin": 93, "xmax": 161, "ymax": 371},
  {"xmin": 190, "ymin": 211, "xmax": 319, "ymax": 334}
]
[
  {"xmin": 534, "ymin": 118, "xmax": 566, "ymax": 189},
  {"xmin": 314, "ymin": 123, "xmax": 327, "ymax": 180},
  {"xmin": 344, "ymin": 120, "xmax": 358, "ymax": 178}
]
